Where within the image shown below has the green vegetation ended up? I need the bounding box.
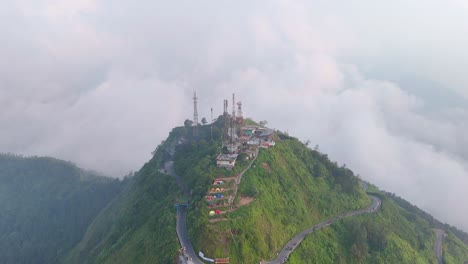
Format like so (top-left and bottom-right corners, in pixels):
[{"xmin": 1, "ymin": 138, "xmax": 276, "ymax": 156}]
[
  {"xmin": 287, "ymin": 193, "xmax": 435, "ymax": 263},
  {"xmin": 385, "ymin": 191, "xmax": 468, "ymax": 244},
  {"xmin": 0, "ymin": 154, "xmax": 123, "ymax": 264},
  {"xmin": 68, "ymin": 119, "xmax": 229, "ymax": 264},
  {"xmin": 4, "ymin": 118, "xmax": 467, "ymax": 264},
  {"xmin": 188, "ymin": 135, "xmax": 369, "ymax": 263},
  {"xmin": 444, "ymin": 232, "xmax": 468, "ymax": 264},
  {"xmin": 70, "ymin": 122, "xmax": 468, "ymax": 263},
  {"xmin": 284, "ymin": 189, "xmax": 468, "ymax": 264},
  {"xmin": 67, "ymin": 136, "xmax": 182, "ymax": 264}
]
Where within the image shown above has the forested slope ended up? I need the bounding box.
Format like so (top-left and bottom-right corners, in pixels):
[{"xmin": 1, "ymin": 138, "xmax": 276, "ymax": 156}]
[
  {"xmin": 66, "ymin": 128, "xmax": 186, "ymax": 264},
  {"xmin": 0, "ymin": 154, "xmax": 123, "ymax": 264}
]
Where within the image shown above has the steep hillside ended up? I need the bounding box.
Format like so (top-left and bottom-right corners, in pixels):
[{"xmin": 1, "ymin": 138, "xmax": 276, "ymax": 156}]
[
  {"xmin": 69, "ymin": 119, "xmax": 468, "ymax": 264},
  {"xmin": 66, "ymin": 166, "xmax": 179, "ymax": 264},
  {"xmin": 185, "ymin": 136, "xmax": 369, "ymax": 263},
  {"xmin": 0, "ymin": 154, "xmax": 123, "ymax": 264},
  {"xmin": 67, "ymin": 128, "xmax": 186, "ymax": 264}
]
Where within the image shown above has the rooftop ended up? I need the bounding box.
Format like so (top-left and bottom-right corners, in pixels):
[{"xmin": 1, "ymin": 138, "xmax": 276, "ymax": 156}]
[
  {"xmin": 217, "ymin": 154, "xmax": 238, "ymax": 161},
  {"xmin": 260, "ymin": 129, "xmax": 274, "ymax": 137}
]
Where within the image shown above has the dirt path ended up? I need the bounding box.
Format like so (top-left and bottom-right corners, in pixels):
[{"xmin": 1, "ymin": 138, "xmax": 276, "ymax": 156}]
[
  {"xmin": 209, "ymin": 218, "xmax": 229, "ymax": 223},
  {"xmin": 228, "ymin": 148, "xmax": 259, "ymax": 204},
  {"xmin": 238, "ymin": 196, "xmax": 255, "ymax": 207},
  {"xmin": 213, "ymin": 176, "xmax": 236, "ymax": 182}
]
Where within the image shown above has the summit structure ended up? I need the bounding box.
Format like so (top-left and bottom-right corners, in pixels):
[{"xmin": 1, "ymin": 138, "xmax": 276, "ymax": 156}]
[{"xmin": 193, "ymin": 91, "xmax": 199, "ymax": 126}]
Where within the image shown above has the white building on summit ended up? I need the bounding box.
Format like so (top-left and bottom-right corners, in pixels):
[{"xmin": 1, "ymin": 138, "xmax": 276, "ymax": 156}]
[{"xmin": 216, "ymin": 154, "xmax": 238, "ymax": 169}]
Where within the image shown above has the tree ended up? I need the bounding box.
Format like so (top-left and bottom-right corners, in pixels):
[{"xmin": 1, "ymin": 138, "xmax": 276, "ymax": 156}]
[
  {"xmin": 184, "ymin": 119, "xmax": 193, "ymax": 127},
  {"xmin": 201, "ymin": 117, "xmax": 208, "ymax": 125},
  {"xmin": 366, "ymin": 221, "xmax": 388, "ymax": 251},
  {"xmin": 259, "ymin": 120, "xmax": 268, "ymax": 126}
]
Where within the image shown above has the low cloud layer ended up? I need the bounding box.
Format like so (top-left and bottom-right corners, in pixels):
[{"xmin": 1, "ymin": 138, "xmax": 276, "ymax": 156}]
[{"xmin": 1, "ymin": 0, "xmax": 467, "ymax": 231}]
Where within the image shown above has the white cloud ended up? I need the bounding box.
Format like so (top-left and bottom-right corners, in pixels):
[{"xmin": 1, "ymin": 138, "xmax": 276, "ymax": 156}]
[{"xmin": 0, "ymin": 0, "xmax": 467, "ymax": 232}]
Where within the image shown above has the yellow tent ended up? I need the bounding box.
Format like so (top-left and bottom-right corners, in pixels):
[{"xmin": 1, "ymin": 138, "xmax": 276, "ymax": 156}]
[{"xmin": 209, "ymin": 211, "xmax": 215, "ymax": 216}]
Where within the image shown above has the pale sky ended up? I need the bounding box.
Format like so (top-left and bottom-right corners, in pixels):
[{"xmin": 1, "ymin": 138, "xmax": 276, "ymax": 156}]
[{"xmin": 1, "ymin": 0, "xmax": 468, "ymax": 231}]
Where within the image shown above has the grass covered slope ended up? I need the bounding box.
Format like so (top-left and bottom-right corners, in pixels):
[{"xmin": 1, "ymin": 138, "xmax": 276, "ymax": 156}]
[
  {"xmin": 0, "ymin": 154, "xmax": 123, "ymax": 264},
  {"xmin": 188, "ymin": 136, "xmax": 370, "ymax": 263},
  {"xmin": 68, "ymin": 123, "xmax": 223, "ymax": 264},
  {"xmin": 285, "ymin": 190, "xmax": 468, "ymax": 264},
  {"xmin": 444, "ymin": 232, "xmax": 468, "ymax": 264},
  {"xmin": 67, "ymin": 143, "xmax": 181, "ymax": 264}
]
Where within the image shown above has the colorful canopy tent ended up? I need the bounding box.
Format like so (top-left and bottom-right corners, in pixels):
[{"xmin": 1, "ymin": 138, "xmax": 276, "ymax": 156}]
[
  {"xmin": 215, "ymin": 258, "xmax": 230, "ymax": 264},
  {"xmin": 214, "ymin": 210, "xmax": 221, "ymax": 214},
  {"xmin": 209, "ymin": 211, "xmax": 215, "ymax": 216}
]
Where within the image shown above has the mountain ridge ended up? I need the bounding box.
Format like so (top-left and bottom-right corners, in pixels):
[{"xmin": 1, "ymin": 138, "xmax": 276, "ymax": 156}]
[
  {"xmin": 0, "ymin": 153, "xmax": 124, "ymax": 264},
  {"xmin": 1, "ymin": 117, "xmax": 467, "ymax": 263},
  {"xmin": 69, "ymin": 118, "xmax": 468, "ymax": 263}
]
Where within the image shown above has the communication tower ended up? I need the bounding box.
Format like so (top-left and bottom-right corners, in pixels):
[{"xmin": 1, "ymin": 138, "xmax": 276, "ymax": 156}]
[
  {"xmin": 232, "ymin": 93, "xmax": 236, "ymax": 118},
  {"xmin": 237, "ymin": 101, "xmax": 244, "ymax": 126},
  {"xmin": 210, "ymin": 107, "xmax": 213, "ymax": 140},
  {"xmin": 193, "ymin": 91, "xmax": 199, "ymax": 138},
  {"xmin": 193, "ymin": 91, "xmax": 199, "ymax": 125}
]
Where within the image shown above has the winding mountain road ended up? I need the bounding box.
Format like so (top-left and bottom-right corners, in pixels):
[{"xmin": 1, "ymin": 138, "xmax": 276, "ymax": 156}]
[
  {"xmin": 165, "ymin": 161, "xmax": 203, "ymax": 264},
  {"xmin": 176, "ymin": 204, "xmax": 204, "ymax": 264},
  {"xmin": 262, "ymin": 195, "xmax": 382, "ymax": 264},
  {"xmin": 167, "ymin": 151, "xmax": 383, "ymax": 264},
  {"xmin": 433, "ymin": 228, "xmax": 447, "ymax": 264}
]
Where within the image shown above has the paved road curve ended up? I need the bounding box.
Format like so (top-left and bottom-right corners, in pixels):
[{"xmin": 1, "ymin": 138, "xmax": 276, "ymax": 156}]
[
  {"xmin": 165, "ymin": 161, "xmax": 204, "ymax": 264},
  {"xmin": 263, "ymin": 195, "xmax": 382, "ymax": 264},
  {"xmin": 433, "ymin": 228, "xmax": 446, "ymax": 264},
  {"xmin": 176, "ymin": 204, "xmax": 204, "ymax": 264}
]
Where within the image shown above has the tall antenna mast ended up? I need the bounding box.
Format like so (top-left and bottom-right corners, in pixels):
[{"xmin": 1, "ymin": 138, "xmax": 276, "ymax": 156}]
[
  {"xmin": 222, "ymin": 99, "xmax": 228, "ymax": 145},
  {"xmin": 237, "ymin": 102, "xmax": 243, "ymax": 118},
  {"xmin": 210, "ymin": 107, "xmax": 213, "ymax": 140},
  {"xmin": 193, "ymin": 91, "xmax": 199, "ymax": 125},
  {"xmin": 193, "ymin": 91, "xmax": 199, "ymax": 138},
  {"xmin": 230, "ymin": 93, "xmax": 235, "ymax": 153},
  {"xmin": 223, "ymin": 99, "xmax": 228, "ymax": 116},
  {"xmin": 232, "ymin": 93, "xmax": 236, "ymax": 118},
  {"xmin": 237, "ymin": 101, "xmax": 244, "ymax": 126}
]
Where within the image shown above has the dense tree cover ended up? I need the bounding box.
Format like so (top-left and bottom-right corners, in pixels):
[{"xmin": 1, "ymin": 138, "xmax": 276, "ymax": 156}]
[
  {"xmin": 0, "ymin": 154, "xmax": 123, "ymax": 264},
  {"xmin": 384, "ymin": 191, "xmax": 468, "ymax": 244},
  {"xmin": 67, "ymin": 135, "xmax": 182, "ymax": 264}
]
